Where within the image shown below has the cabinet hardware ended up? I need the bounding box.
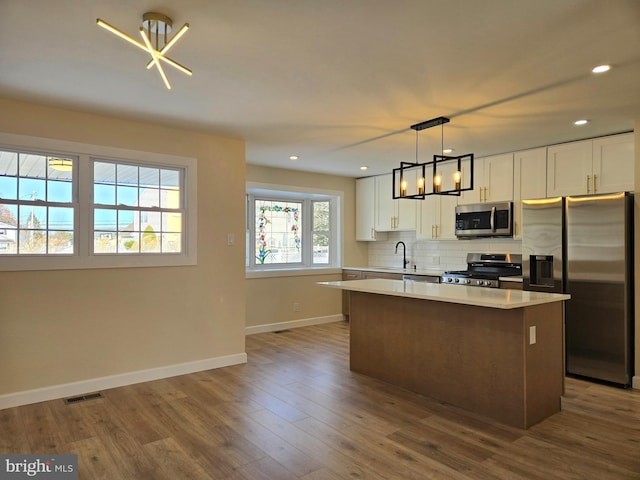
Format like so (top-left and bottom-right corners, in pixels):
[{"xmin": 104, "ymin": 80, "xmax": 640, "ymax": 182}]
[
  {"xmin": 435, "ymin": 225, "xmax": 439, "ymax": 238},
  {"xmin": 586, "ymin": 175, "xmax": 591, "ymax": 193},
  {"xmin": 431, "ymin": 225, "xmax": 435, "ymax": 238},
  {"xmin": 593, "ymin": 174, "xmax": 597, "ymax": 193}
]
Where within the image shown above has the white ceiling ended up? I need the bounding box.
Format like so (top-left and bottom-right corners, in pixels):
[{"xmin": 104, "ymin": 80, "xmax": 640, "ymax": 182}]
[{"xmin": 1, "ymin": 0, "xmax": 639, "ymax": 177}]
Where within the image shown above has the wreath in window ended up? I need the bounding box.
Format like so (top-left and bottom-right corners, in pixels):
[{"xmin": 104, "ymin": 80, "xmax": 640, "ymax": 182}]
[{"xmin": 256, "ymin": 205, "xmax": 300, "ymax": 264}]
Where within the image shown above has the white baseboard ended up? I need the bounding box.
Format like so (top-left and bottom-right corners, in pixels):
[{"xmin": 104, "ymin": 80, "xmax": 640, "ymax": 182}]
[
  {"xmin": 245, "ymin": 314, "xmax": 345, "ymax": 335},
  {"xmin": 633, "ymin": 375, "xmax": 640, "ymax": 390},
  {"xmin": 0, "ymin": 353, "xmax": 247, "ymax": 410}
]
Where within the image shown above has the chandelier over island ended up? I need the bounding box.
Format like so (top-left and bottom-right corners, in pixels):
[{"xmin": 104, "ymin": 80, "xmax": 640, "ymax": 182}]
[{"xmin": 392, "ymin": 116, "xmax": 474, "ymax": 199}]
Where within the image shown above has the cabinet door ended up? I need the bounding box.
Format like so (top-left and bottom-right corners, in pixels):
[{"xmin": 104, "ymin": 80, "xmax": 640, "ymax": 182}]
[
  {"xmin": 513, "ymin": 148, "xmax": 547, "ymax": 238},
  {"xmin": 592, "ymin": 133, "xmax": 634, "ymax": 194},
  {"xmin": 416, "ymin": 194, "xmax": 457, "ymax": 240},
  {"xmin": 356, "ymin": 177, "xmax": 377, "ymax": 241},
  {"xmin": 375, "ymin": 174, "xmax": 396, "ymax": 231},
  {"xmin": 396, "ymin": 198, "xmax": 417, "ymax": 231},
  {"xmin": 438, "ymin": 194, "xmax": 458, "ymax": 240},
  {"xmin": 416, "ymin": 196, "xmax": 438, "ymax": 240},
  {"xmin": 457, "ymin": 158, "xmax": 482, "ymax": 205},
  {"xmin": 484, "ymin": 153, "xmax": 514, "ymax": 202},
  {"xmin": 547, "ymin": 140, "xmax": 593, "ymax": 196}
]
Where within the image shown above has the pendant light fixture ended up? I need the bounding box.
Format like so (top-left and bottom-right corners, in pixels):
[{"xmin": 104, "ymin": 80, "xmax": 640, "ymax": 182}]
[
  {"xmin": 97, "ymin": 12, "xmax": 192, "ymax": 90},
  {"xmin": 392, "ymin": 116, "xmax": 474, "ymax": 199}
]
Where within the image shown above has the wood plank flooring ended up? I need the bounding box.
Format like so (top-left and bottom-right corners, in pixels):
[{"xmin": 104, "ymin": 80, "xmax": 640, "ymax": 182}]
[{"xmin": 1, "ymin": 321, "xmax": 639, "ymax": 479}]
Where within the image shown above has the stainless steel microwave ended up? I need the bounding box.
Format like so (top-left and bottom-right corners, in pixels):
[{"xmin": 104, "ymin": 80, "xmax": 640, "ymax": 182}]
[{"xmin": 455, "ymin": 201, "xmax": 513, "ymax": 239}]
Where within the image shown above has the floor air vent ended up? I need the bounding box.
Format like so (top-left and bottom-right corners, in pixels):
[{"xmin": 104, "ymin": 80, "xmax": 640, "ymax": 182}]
[
  {"xmin": 273, "ymin": 329, "xmax": 291, "ymax": 334},
  {"xmin": 64, "ymin": 392, "xmax": 103, "ymax": 404}
]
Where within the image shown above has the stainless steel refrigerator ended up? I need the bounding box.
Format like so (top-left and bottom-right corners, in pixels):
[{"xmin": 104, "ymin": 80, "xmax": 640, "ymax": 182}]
[{"xmin": 522, "ymin": 192, "xmax": 634, "ymax": 387}]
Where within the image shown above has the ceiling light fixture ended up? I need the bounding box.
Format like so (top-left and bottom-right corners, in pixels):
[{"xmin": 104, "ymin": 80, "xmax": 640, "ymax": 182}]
[
  {"xmin": 289, "ymin": 155, "xmax": 299, "ymax": 161},
  {"xmin": 49, "ymin": 158, "xmax": 73, "ymax": 172},
  {"xmin": 574, "ymin": 119, "xmax": 589, "ymax": 126},
  {"xmin": 392, "ymin": 117, "xmax": 474, "ymax": 199},
  {"xmin": 96, "ymin": 12, "xmax": 192, "ymax": 90},
  {"xmin": 592, "ymin": 64, "xmax": 611, "ymax": 74},
  {"xmin": 360, "ymin": 166, "xmax": 368, "ymax": 171}
]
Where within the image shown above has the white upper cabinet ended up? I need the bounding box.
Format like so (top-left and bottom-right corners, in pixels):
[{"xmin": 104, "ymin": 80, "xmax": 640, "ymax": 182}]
[
  {"xmin": 546, "ymin": 140, "xmax": 593, "ymax": 197},
  {"xmin": 513, "ymin": 147, "xmax": 547, "ymax": 238},
  {"xmin": 416, "ymin": 194, "xmax": 458, "ymax": 240},
  {"xmin": 374, "ymin": 174, "xmax": 416, "ymax": 231},
  {"xmin": 547, "ymin": 134, "xmax": 634, "ymax": 197},
  {"xmin": 459, "ymin": 153, "xmax": 514, "ymax": 204},
  {"xmin": 592, "ymin": 133, "xmax": 634, "ymax": 194},
  {"xmin": 356, "ymin": 176, "xmax": 387, "ymax": 241}
]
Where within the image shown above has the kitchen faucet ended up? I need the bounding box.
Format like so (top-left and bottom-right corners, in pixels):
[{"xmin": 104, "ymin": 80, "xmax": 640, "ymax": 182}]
[{"xmin": 394, "ymin": 241, "xmax": 409, "ymax": 269}]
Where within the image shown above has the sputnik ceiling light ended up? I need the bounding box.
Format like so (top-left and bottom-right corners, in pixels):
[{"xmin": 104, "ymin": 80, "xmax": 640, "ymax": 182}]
[
  {"xmin": 96, "ymin": 12, "xmax": 192, "ymax": 90},
  {"xmin": 392, "ymin": 116, "xmax": 474, "ymax": 199}
]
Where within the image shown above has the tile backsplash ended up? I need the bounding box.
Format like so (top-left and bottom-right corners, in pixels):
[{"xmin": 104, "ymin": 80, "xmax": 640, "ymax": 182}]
[{"xmin": 367, "ymin": 231, "xmax": 522, "ymax": 272}]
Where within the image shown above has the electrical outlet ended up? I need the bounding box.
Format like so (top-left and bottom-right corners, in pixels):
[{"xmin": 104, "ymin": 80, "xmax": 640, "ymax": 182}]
[
  {"xmin": 293, "ymin": 302, "xmax": 301, "ymax": 312},
  {"xmin": 227, "ymin": 233, "xmax": 235, "ymax": 246},
  {"xmin": 529, "ymin": 326, "xmax": 536, "ymax": 345}
]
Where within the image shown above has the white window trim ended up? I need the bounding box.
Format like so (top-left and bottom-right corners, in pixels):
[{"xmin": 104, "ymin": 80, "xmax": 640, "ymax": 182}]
[
  {"xmin": 245, "ymin": 182, "xmax": 343, "ymax": 276},
  {"xmin": 0, "ymin": 132, "xmax": 197, "ymax": 271}
]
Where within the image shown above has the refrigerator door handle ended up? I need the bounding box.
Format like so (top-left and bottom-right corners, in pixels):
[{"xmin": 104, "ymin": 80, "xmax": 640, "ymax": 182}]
[{"xmin": 490, "ymin": 206, "xmax": 496, "ymax": 232}]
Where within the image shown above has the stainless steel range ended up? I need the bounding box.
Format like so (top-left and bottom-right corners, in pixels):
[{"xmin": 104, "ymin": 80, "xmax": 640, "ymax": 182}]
[{"xmin": 442, "ymin": 253, "xmax": 522, "ymax": 288}]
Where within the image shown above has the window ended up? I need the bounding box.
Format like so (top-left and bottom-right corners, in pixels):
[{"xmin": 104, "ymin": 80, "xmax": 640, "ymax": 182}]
[
  {"xmin": 246, "ymin": 185, "xmax": 341, "ymax": 271},
  {"xmin": 92, "ymin": 160, "xmax": 184, "ymax": 254},
  {"xmin": 0, "ymin": 132, "xmax": 197, "ymax": 271},
  {"xmin": 0, "ymin": 150, "xmax": 76, "ymax": 255}
]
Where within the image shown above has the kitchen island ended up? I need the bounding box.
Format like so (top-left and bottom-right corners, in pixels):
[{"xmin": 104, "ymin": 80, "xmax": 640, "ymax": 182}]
[{"xmin": 318, "ymin": 279, "xmax": 570, "ymax": 429}]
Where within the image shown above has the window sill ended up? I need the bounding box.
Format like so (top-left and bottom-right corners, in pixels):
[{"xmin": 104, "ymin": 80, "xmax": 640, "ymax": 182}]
[{"xmin": 245, "ymin": 267, "xmax": 342, "ymax": 279}]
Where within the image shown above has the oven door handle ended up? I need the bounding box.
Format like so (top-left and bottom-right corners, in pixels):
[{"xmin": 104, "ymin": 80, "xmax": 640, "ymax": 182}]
[{"xmin": 490, "ymin": 206, "xmax": 496, "ymax": 232}]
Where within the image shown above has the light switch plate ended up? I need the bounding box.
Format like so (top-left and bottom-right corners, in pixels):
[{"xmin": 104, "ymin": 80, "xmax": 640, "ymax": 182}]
[{"xmin": 529, "ymin": 326, "xmax": 537, "ymax": 345}]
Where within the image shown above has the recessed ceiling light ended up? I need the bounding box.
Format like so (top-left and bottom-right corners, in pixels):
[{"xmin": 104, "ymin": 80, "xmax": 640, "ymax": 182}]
[
  {"xmin": 574, "ymin": 119, "xmax": 589, "ymax": 126},
  {"xmin": 592, "ymin": 64, "xmax": 611, "ymax": 74},
  {"xmin": 289, "ymin": 155, "xmax": 299, "ymax": 161},
  {"xmin": 360, "ymin": 166, "xmax": 368, "ymax": 171},
  {"xmin": 442, "ymin": 148, "xmax": 454, "ymax": 154}
]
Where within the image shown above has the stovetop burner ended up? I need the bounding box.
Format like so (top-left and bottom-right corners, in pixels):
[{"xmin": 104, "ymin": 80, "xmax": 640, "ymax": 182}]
[{"xmin": 442, "ymin": 253, "xmax": 522, "ymax": 288}]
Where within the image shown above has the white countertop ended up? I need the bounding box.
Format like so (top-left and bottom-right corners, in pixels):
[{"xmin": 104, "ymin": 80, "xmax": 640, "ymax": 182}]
[
  {"xmin": 343, "ymin": 266, "xmax": 444, "ymax": 276},
  {"xmin": 318, "ymin": 279, "xmax": 569, "ymax": 309}
]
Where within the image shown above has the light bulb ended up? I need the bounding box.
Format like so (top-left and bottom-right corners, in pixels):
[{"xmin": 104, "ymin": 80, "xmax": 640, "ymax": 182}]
[
  {"xmin": 453, "ymin": 171, "xmax": 461, "ymax": 190},
  {"xmin": 400, "ymin": 178, "xmax": 407, "ymax": 197},
  {"xmin": 433, "ymin": 174, "xmax": 442, "ymax": 193}
]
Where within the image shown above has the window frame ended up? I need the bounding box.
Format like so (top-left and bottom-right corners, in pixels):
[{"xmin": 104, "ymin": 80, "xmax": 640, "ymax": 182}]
[
  {"xmin": 0, "ymin": 147, "xmax": 79, "ymax": 256},
  {"xmin": 90, "ymin": 157, "xmax": 186, "ymax": 256},
  {"xmin": 246, "ymin": 182, "xmax": 342, "ymax": 275},
  {"xmin": 0, "ymin": 132, "xmax": 197, "ymax": 272}
]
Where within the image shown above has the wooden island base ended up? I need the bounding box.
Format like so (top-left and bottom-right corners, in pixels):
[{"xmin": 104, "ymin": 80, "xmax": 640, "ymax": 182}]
[{"xmin": 349, "ymin": 291, "xmax": 564, "ymax": 429}]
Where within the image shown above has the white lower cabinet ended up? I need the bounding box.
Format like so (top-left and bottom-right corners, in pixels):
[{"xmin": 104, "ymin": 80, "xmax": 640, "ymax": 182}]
[{"xmin": 416, "ymin": 194, "xmax": 458, "ymax": 240}]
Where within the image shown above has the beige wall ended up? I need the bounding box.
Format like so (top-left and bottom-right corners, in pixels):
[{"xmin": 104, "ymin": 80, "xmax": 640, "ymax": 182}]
[
  {"xmin": 0, "ymin": 97, "xmax": 247, "ymax": 395},
  {"xmin": 245, "ymin": 165, "xmax": 367, "ymax": 328}
]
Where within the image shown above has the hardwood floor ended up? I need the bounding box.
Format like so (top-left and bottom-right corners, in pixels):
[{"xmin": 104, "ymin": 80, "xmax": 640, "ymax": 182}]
[{"xmin": 1, "ymin": 321, "xmax": 639, "ymax": 479}]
